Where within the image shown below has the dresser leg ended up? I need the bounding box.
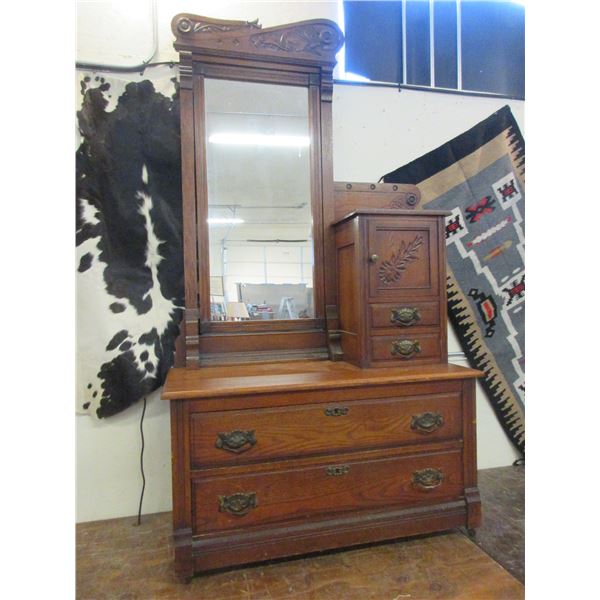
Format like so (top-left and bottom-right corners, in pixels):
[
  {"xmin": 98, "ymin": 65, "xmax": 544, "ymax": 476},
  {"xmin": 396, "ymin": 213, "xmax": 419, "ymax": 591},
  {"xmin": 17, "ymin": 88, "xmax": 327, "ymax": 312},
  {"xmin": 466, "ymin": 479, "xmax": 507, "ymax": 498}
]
[
  {"xmin": 173, "ymin": 527, "xmax": 194, "ymax": 583},
  {"xmin": 464, "ymin": 486, "xmax": 482, "ymax": 530}
]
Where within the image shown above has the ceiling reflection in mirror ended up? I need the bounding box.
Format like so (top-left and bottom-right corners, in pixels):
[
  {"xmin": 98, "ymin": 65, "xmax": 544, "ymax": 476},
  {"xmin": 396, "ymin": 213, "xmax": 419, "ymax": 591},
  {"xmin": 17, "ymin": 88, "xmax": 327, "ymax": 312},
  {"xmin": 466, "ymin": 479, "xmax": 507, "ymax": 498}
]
[{"xmin": 205, "ymin": 79, "xmax": 314, "ymax": 322}]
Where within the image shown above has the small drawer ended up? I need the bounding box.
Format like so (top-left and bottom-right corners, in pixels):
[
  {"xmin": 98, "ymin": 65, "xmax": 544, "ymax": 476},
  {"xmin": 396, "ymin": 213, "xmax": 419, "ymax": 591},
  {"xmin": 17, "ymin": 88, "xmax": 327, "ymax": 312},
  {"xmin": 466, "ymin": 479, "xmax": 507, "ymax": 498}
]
[
  {"xmin": 370, "ymin": 333, "xmax": 441, "ymax": 364},
  {"xmin": 190, "ymin": 392, "xmax": 462, "ymax": 468},
  {"xmin": 192, "ymin": 448, "xmax": 464, "ymax": 533},
  {"xmin": 369, "ymin": 302, "xmax": 440, "ymax": 330}
]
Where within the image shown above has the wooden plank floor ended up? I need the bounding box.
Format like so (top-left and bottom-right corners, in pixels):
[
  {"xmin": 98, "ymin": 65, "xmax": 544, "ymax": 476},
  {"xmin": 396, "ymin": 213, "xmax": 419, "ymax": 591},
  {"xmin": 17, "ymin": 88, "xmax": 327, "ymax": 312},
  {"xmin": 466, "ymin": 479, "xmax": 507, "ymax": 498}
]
[{"xmin": 77, "ymin": 511, "xmax": 523, "ymax": 599}]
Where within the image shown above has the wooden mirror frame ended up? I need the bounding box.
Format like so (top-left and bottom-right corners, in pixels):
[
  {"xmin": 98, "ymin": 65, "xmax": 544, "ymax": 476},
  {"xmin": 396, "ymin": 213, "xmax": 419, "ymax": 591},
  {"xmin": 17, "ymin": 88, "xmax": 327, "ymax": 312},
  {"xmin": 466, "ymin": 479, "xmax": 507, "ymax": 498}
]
[{"xmin": 172, "ymin": 14, "xmax": 344, "ymax": 366}]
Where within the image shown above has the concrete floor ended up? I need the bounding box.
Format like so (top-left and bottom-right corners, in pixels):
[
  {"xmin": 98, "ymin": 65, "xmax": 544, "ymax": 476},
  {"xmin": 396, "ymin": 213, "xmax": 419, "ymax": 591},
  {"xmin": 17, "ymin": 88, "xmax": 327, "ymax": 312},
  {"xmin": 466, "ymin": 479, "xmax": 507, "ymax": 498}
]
[{"xmin": 467, "ymin": 464, "xmax": 524, "ymax": 583}]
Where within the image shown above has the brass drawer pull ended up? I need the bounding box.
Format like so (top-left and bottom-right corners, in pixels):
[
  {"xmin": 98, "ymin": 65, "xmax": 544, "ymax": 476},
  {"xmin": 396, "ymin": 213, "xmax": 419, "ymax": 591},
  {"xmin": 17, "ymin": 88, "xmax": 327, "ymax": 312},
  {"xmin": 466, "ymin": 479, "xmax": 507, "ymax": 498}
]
[
  {"xmin": 324, "ymin": 406, "xmax": 349, "ymax": 417},
  {"xmin": 215, "ymin": 430, "xmax": 256, "ymax": 454},
  {"xmin": 369, "ymin": 254, "xmax": 379, "ymax": 263},
  {"xmin": 411, "ymin": 412, "xmax": 444, "ymax": 434},
  {"xmin": 391, "ymin": 339, "xmax": 421, "ymax": 358},
  {"xmin": 412, "ymin": 468, "xmax": 444, "ymax": 490},
  {"xmin": 326, "ymin": 464, "xmax": 350, "ymax": 477},
  {"xmin": 390, "ymin": 307, "xmax": 421, "ymax": 327},
  {"xmin": 218, "ymin": 492, "xmax": 257, "ymax": 516}
]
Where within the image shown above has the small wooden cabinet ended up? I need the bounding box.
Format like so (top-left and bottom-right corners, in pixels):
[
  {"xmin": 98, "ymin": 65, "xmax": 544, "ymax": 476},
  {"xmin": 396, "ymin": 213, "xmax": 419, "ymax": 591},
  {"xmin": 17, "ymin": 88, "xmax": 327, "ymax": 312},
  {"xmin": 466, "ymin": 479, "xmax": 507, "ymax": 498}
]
[{"xmin": 333, "ymin": 210, "xmax": 449, "ymax": 367}]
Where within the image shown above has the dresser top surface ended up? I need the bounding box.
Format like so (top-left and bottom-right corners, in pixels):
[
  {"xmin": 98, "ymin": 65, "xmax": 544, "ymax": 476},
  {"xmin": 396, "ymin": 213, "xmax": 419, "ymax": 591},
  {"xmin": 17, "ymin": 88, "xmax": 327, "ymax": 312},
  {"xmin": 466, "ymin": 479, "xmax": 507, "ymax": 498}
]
[{"xmin": 162, "ymin": 361, "xmax": 482, "ymax": 400}]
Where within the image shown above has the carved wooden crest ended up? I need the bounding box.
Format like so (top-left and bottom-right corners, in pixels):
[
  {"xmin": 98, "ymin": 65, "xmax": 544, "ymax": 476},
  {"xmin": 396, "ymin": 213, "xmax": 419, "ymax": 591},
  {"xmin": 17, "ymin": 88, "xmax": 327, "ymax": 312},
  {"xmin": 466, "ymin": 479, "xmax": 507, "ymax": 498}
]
[{"xmin": 172, "ymin": 13, "xmax": 344, "ymax": 65}]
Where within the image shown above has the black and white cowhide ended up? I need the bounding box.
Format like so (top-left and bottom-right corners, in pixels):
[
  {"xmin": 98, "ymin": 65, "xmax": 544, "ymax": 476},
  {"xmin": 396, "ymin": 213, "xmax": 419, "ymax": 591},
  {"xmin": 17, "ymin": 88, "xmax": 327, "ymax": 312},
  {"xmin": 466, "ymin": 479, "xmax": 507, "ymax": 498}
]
[{"xmin": 76, "ymin": 68, "xmax": 183, "ymax": 418}]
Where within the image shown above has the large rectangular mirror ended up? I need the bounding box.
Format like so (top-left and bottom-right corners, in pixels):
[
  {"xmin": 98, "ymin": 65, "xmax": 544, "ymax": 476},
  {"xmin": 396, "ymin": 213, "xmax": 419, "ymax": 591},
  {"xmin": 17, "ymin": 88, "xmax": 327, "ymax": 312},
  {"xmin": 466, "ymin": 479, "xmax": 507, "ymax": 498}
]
[
  {"xmin": 205, "ymin": 79, "xmax": 314, "ymax": 322},
  {"xmin": 172, "ymin": 13, "xmax": 343, "ymax": 362}
]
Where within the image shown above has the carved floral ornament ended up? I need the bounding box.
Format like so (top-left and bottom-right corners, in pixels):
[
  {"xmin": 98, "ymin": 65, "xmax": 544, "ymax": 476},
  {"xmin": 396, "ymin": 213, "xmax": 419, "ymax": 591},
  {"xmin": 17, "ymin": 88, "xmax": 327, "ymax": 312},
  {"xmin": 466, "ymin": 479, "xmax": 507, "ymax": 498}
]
[{"xmin": 378, "ymin": 235, "xmax": 424, "ymax": 284}]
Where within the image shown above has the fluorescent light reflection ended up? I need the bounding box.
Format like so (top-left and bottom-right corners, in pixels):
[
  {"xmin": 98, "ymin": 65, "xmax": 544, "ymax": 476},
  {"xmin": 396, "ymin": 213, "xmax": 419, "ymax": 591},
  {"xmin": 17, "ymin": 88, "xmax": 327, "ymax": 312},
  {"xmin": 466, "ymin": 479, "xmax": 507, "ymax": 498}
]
[
  {"xmin": 207, "ymin": 218, "xmax": 245, "ymax": 225},
  {"xmin": 209, "ymin": 133, "xmax": 310, "ymax": 147}
]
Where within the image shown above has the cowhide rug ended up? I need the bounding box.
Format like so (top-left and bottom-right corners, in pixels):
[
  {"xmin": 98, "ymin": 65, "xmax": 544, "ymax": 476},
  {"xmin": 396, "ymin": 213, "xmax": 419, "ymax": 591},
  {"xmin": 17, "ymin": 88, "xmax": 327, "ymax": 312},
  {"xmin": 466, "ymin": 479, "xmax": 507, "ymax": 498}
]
[{"xmin": 76, "ymin": 66, "xmax": 183, "ymax": 418}]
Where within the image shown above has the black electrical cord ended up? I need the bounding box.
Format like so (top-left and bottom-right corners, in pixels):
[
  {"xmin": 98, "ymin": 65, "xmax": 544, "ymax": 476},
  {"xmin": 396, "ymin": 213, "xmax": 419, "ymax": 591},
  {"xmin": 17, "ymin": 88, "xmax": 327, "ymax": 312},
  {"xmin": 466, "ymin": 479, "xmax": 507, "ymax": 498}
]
[
  {"xmin": 75, "ymin": 61, "xmax": 176, "ymax": 75},
  {"xmin": 135, "ymin": 396, "xmax": 147, "ymax": 526}
]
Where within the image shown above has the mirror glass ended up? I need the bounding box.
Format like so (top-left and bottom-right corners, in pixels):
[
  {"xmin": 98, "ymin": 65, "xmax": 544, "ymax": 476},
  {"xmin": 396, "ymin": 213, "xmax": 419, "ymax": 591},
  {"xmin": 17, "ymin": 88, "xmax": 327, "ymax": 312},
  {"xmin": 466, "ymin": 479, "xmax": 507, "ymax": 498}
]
[{"xmin": 204, "ymin": 79, "xmax": 314, "ymax": 322}]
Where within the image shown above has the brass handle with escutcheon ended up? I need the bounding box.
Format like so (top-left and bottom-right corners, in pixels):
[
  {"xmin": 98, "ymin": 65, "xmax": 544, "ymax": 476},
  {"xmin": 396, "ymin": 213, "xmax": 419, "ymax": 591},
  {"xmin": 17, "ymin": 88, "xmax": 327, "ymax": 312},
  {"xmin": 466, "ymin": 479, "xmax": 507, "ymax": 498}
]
[
  {"xmin": 215, "ymin": 430, "xmax": 257, "ymax": 454},
  {"xmin": 218, "ymin": 492, "xmax": 257, "ymax": 516},
  {"xmin": 412, "ymin": 468, "xmax": 444, "ymax": 490},
  {"xmin": 390, "ymin": 307, "xmax": 421, "ymax": 327},
  {"xmin": 390, "ymin": 339, "xmax": 421, "ymax": 358},
  {"xmin": 324, "ymin": 406, "xmax": 349, "ymax": 417},
  {"xmin": 411, "ymin": 412, "xmax": 444, "ymax": 434},
  {"xmin": 326, "ymin": 464, "xmax": 350, "ymax": 477}
]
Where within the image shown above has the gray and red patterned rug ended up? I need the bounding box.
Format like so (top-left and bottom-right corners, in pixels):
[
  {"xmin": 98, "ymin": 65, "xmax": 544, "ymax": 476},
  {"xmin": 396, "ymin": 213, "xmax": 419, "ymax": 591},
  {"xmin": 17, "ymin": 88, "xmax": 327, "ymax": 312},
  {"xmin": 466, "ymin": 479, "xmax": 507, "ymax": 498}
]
[{"xmin": 382, "ymin": 106, "xmax": 525, "ymax": 455}]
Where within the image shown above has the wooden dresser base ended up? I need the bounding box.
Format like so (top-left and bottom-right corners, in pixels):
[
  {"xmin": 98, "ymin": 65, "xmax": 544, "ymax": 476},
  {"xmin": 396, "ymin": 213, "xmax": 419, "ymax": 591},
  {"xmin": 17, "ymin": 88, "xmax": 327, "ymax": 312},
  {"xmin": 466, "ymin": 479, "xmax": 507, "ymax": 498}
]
[
  {"xmin": 184, "ymin": 499, "xmax": 471, "ymax": 575},
  {"xmin": 163, "ymin": 361, "xmax": 482, "ymax": 579}
]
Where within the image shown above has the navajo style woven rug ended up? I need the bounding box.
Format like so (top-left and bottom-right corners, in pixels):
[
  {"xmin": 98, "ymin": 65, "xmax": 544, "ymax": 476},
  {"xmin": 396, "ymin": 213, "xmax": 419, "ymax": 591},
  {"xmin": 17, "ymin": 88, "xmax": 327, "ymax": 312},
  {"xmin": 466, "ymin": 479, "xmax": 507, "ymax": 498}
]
[{"xmin": 382, "ymin": 106, "xmax": 525, "ymax": 455}]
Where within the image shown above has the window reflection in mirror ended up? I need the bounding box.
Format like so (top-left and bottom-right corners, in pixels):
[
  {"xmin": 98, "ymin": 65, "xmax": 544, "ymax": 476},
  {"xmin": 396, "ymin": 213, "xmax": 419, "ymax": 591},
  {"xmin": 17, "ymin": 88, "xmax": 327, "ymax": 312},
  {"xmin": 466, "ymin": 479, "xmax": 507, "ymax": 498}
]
[{"xmin": 204, "ymin": 79, "xmax": 314, "ymax": 322}]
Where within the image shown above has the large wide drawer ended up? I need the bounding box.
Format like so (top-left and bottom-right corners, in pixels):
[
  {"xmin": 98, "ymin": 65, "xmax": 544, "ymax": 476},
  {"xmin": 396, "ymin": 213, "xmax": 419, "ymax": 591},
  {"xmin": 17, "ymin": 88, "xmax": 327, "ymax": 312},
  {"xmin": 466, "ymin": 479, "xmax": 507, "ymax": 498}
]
[
  {"xmin": 192, "ymin": 448, "xmax": 464, "ymax": 533},
  {"xmin": 190, "ymin": 392, "xmax": 462, "ymax": 467}
]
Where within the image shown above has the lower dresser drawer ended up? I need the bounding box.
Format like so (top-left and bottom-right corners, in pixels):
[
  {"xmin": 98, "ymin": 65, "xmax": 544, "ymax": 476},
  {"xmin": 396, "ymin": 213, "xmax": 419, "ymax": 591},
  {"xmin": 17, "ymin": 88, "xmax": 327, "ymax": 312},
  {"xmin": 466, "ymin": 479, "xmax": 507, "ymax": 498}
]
[
  {"xmin": 190, "ymin": 391, "xmax": 462, "ymax": 467},
  {"xmin": 370, "ymin": 332, "xmax": 441, "ymax": 364},
  {"xmin": 192, "ymin": 448, "xmax": 463, "ymax": 533}
]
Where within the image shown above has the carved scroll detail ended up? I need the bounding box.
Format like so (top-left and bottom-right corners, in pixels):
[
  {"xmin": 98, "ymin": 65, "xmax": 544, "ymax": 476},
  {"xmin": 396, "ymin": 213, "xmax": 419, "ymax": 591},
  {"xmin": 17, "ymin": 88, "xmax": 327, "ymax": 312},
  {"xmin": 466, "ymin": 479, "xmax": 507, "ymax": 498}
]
[
  {"xmin": 250, "ymin": 24, "xmax": 343, "ymax": 56},
  {"xmin": 378, "ymin": 235, "xmax": 423, "ymax": 284},
  {"xmin": 389, "ymin": 197, "xmax": 405, "ymax": 209},
  {"xmin": 389, "ymin": 193, "xmax": 419, "ymax": 209},
  {"xmin": 176, "ymin": 16, "xmax": 262, "ymax": 35}
]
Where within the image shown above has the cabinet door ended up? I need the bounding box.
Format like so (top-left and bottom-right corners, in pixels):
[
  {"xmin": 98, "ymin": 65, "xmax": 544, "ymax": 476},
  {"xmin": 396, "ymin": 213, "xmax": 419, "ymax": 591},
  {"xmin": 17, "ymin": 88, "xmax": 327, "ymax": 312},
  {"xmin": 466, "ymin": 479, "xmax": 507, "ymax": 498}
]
[{"xmin": 367, "ymin": 217, "xmax": 440, "ymax": 301}]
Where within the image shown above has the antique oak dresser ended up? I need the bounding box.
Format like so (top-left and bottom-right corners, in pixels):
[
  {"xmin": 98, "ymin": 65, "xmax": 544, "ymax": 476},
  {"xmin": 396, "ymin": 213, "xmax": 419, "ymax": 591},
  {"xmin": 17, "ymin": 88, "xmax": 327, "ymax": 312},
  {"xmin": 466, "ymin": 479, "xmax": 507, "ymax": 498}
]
[{"xmin": 162, "ymin": 13, "xmax": 482, "ymax": 581}]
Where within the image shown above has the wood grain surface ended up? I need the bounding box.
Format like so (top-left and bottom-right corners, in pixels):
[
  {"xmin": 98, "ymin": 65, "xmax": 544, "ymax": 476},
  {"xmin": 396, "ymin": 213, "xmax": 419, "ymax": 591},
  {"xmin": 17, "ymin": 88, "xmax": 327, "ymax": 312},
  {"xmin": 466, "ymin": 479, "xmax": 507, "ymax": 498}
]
[
  {"xmin": 192, "ymin": 447, "xmax": 464, "ymax": 532},
  {"xmin": 190, "ymin": 391, "xmax": 462, "ymax": 467},
  {"xmin": 162, "ymin": 361, "xmax": 481, "ymax": 400}
]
